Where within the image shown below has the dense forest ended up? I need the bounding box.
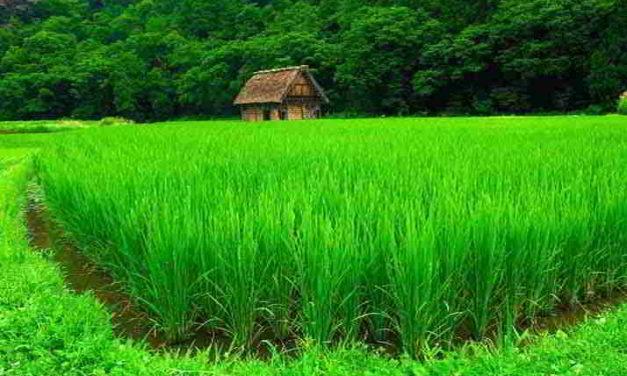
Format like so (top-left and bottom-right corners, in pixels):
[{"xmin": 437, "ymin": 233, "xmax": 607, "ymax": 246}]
[{"xmin": 0, "ymin": 0, "xmax": 625, "ymax": 121}]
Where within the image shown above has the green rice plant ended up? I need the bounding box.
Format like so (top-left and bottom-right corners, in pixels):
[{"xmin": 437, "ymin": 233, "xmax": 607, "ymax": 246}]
[
  {"xmin": 387, "ymin": 215, "xmax": 449, "ymax": 356},
  {"xmin": 35, "ymin": 116, "xmax": 627, "ymax": 356}
]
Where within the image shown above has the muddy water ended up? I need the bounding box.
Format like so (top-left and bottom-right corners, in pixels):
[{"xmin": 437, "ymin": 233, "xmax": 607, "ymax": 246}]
[{"xmin": 25, "ymin": 198, "xmax": 166, "ymax": 348}]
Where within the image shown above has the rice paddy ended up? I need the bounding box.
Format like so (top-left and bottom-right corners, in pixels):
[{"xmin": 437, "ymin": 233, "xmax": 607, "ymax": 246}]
[{"xmin": 33, "ymin": 116, "xmax": 627, "ymax": 357}]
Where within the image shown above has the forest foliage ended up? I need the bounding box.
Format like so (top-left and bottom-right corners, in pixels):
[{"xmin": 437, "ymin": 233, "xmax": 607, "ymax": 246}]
[{"xmin": 0, "ymin": 0, "xmax": 625, "ymax": 121}]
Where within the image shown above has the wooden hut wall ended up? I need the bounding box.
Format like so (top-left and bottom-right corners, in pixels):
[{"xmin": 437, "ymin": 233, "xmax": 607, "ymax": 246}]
[
  {"xmin": 287, "ymin": 104, "xmax": 303, "ymax": 120},
  {"xmin": 288, "ymin": 73, "xmax": 316, "ymax": 97},
  {"xmin": 285, "ymin": 100, "xmax": 321, "ymax": 120},
  {"xmin": 241, "ymin": 105, "xmax": 285, "ymax": 121},
  {"xmin": 241, "ymin": 106, "xmax": 261, "ymax": 121}
]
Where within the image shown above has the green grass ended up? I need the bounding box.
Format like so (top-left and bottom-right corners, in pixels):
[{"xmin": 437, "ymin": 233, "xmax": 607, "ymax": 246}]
[
  {"xmin": 31, "ymin": 115, "xmax": 627, "ymax": 356},
  {"xmin": 0, "ymin": 117, "xmax": 136, "ymax": 134},
  {"xmin": 0, "ymin": 120, "xmax": 94, "ymax": 134},
  {"xmin": 1, "ymin": 144, "xmax": 626, "ymax": 374}
]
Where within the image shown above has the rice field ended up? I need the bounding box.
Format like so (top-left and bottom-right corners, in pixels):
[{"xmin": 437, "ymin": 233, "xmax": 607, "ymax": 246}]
[{"xmin": 34, "ymin": 116, "xmax": 627, "ymax": 356}]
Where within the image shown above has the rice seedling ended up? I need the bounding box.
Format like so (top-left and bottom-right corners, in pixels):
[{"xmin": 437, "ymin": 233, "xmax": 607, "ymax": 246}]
[{"xmin": 35, "ymin": 116, "xmax": 627, "ymax": 357}]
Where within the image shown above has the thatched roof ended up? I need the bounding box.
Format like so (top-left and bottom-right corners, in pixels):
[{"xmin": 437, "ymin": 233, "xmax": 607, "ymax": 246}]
[{"xmin": 234, "ymin": 65, "xmax": 329, "ymax": 105}]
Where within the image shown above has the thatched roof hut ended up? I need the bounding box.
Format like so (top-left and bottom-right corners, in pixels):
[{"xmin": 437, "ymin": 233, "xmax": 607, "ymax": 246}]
[{"xmin": 234, "ymin": 65, "xmax": 329, "ymax": 121}]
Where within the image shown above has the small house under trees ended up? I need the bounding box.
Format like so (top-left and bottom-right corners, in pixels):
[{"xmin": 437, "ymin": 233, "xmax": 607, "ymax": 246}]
[{"xmin": 234, "ymin": 66, "xmax": 329, "ymax": 121}]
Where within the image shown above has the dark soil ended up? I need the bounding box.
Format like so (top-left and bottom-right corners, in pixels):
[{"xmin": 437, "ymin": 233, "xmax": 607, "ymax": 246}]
[{"xmin": 522, "ymin": 292, "xmax": 627, "ymax": 334}]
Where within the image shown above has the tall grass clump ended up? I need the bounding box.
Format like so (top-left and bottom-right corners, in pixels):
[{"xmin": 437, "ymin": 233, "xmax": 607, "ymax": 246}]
[
  {"xmin": 36, "ymin": 116, "xmax": 627, "ymax": 357},
  {"xmin": 618, "ymin": 92, "xmax": 627, "ymax": 115}
]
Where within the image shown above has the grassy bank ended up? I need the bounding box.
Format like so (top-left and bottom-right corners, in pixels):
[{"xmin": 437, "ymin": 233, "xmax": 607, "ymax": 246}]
[
  {"xmin": 0, "ymin": 121, "xmax": 91, "ymax": 134},
  {"xmin": 0, "ymin": 117, "xmax": 136, "ymax": 134}
]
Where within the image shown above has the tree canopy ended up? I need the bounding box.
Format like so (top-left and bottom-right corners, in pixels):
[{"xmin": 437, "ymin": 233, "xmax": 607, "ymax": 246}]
[{"xmin": 0, "ymin": 0, "xmax": 625, "ymax": 120}]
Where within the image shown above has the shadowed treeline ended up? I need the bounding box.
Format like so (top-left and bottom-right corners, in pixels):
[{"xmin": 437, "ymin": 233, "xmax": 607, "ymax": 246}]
[{"xmin": 0, "ymin": 0, "xmax": 625, "ymax": 121}]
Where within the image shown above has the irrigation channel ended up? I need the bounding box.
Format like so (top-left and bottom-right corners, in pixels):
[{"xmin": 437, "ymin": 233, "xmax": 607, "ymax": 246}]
[
  {"xmin": 25, "ymin": 189, "xmax": 294, "ymax": 356},
  {"xmin": 25, "ymin": 188, "xmax": 627, "ymax": 357},
  {"xmin": 26, "ymin": 193, "xmax": 164, "ymax": 347}
]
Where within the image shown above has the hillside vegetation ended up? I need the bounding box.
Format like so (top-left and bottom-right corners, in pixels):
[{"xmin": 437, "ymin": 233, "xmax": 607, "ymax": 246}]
[{"xmin": 1, "ymin": 0, "xmax": 625, "ymax": 121}]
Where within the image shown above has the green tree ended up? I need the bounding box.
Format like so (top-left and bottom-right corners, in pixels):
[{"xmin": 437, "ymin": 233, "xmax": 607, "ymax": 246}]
[{"xmin": 336, "ymin": 6, "xmax": 443, "ymax": 114}]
